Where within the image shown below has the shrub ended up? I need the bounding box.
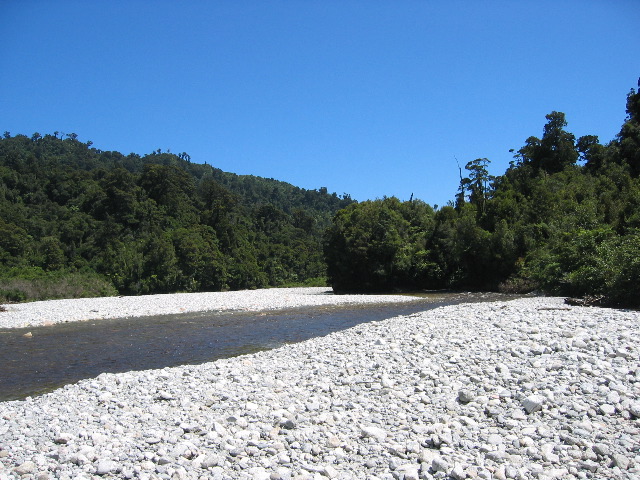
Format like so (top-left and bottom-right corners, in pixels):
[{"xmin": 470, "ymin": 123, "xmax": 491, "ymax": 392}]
[{"xmin": 0, "ymin": 268, "xmax": 117, "ymax": 302}]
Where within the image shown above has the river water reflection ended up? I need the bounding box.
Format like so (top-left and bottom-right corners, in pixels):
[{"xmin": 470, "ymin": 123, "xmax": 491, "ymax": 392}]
[{"xmin": 0, "ymin": 292, "xmax": 517, "ymax": 401}]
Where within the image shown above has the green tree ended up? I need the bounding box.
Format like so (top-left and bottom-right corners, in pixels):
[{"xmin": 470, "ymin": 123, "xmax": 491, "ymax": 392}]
[
  {"xmin": 324, "ymin": 198, "xmax": 435, "ymax": 292},
  {"xmin": 616, "ymin": 88, "xmax": 640, "ymax": 176},
  {"xmin": 517, "ymin": 111, "xmax": 578, "ymax": 174},
  {"xmin": 139, "ymin": 164, "xmax": 197, "ymax": 226},
  {"xmin": 459, "ymin": 158, "xmax": 494, "ymax": 215},
  {"xmin": 39, "ymin": 236, "xmax": 66, "ymax": 271},
  {"xmin": 0, "ymin": 219, "xmax": 30, "ymax": 267}
]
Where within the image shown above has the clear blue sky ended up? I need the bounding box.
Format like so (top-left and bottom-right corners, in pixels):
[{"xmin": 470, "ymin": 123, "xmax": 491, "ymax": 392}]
[{"xmin": 2, "ymin": 1, "xmax": 638, "ymax": 207}]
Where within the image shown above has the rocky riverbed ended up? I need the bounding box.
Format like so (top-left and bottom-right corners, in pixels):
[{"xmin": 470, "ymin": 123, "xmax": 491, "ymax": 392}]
[
  {"xmin": 1, "ymin": 293, "xmax": 639, "ymax": 480},
  {"xmin": 0, "ymin": 288, "xmax": 419, "ymax": 329}
]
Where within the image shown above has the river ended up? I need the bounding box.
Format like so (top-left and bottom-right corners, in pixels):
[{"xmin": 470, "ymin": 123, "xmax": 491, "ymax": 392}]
[{"xmin": 0, "ymin": 292, "xmax": 517, "ymax": 401}]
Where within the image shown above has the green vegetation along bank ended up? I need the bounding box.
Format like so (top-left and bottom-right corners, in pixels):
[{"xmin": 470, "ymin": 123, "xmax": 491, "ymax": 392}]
[
  {"xmin": 3, "ymin": 83, "xmax": 639, "ymax": 308},
  {"xmin": 324, "ymin": 84, "xmax": 640, "ymax": 308},
  {"xmin": 0, "ymin": 133, "xmax": 353, "ymax": 301}
]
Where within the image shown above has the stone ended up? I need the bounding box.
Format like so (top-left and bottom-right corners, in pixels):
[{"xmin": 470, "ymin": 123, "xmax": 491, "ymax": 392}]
[
  {"xmin": 599, "ymin": 403, "xmax": 616, "ymax": 415},
  {"xmin": 158, "ymin": 390, "xmax": 174, "ymax": 400},
  {"xmin": 326, "ymin": 435, "xmax": 341, "ymax": 448},
  {"xmin": 611, "ymin": 453, "xmax": 630, "ymax": 470},
  {"xmin": 13, "ymin": 461, "xmax": 36, "ymax": 476},
  {"xmin": 546, "ymin": 468, "xmax": 569, "ymax": 479},
  {"xmin": 419, "ymin": 449, "xmax": 441, "ymax": 465},
  {"xmin": 0, "ymin": 294, "xmax": 638, "ymax": 480},
  {"xmin": 247, "ymin": 467, "xmax": 271, "ymax": 480},
  {"xmin": 493, "ymin": 466, "xmax": 507, "ymax": 480},
  {"xmin": 322, "ymin": 465, "xmax": 339, "ymax": 478},
  {"xmin": 279, "ymin": 419, "xmax": 296, "ymax": 430},
  {"xmin": 54, "ymin": 432, "xmax": 73, "ymax": 444},
  {"xmin": 522, "ymin": 394, "xmax": 545, "ymax": 414},
  {"xmin": 95, "ymin": 459, "xmax": 120, "ymax": 476},
  {"xmin": 68, "ymin": 453, "xmax": 89, "ymax": 465},
  {"xmin": 395, "ymin": 464, "xmax": 419, "ymax": 480},
  {"xmin": 458, "ymin": 389, "xmax": 475, "ymax": 404},
  {"xmin": 541, "ymin": 443, "xmax": 559, "ymax": 463},
  {"xmin": 606, "ymin": 390, "xmax": 620, "ymax": 404},
  {"xmin": 200, "ymin": 454, "xmax": 221, "ymax": 468},
  {"xmin": 432, "ymin": 457, "xmax": 449, "ymax": 473},
  {"xmin": 592, "ymin": 443, "xmax": 610, "ymax": 457},
  {"xmin": 450, "ymin": 463, "xmax": 466, "ymax": 480},
  {"xmin": 504, "ymin": 465, "xmax": 518, "ymax": 479},
  {"xmin": 360, "ymin": 425, "xmax": 387, "ymax": 441}
]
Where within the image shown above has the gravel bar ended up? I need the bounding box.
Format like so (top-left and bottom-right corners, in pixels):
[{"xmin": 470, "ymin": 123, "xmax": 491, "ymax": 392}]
[
  {"xmin": 0, "ymin": 288, "xmax": 419, "ymax": 330},
  {"xmin": 1, "ymin": 294, "xmax": 639, "ymax": 480}
]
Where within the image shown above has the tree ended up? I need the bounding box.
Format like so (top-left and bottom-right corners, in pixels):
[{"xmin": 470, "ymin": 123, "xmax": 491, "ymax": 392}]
[
  {"xmin": 616, "ymin": 88, "xmax": 640, "ymax": 176},
  {"xmin": 0, "ymin": 219, "xmax": 30, "ymax": 267},
  {"xmin": 139, "ymin": 164, "xmax": 197, "ymax": 226},
  {"xmin": 517, "ymin": 111, "xmax": 578, "ymax": 174},
  {"xmin": 460, "ymin": 158, "xmax": 494, "ymax": 214},
  {"xmin": 324, "ymin": 198, "xmax": 435, "ymax": 292},
  {"xmin": 577, "ymin": 135, "xmax": 606, "ymax": 172}
]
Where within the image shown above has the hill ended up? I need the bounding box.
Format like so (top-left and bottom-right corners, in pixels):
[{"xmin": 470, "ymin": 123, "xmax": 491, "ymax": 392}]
[{"xmin": 0, "ymin": 133, "xmax": 353, "ymax": 300}]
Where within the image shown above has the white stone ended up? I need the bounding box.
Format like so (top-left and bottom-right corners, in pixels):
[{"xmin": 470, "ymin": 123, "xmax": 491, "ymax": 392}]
[
  {"xmin": 432, "ymin": 457, "xmax": 450, "ymax": 473},
  {"xmin": 395, "ymin": 464, "xmax": 419, "ymax": 480},
  {"xmin": 95, "ymin": 459, "xmax": 120, "ymax": 476},
  {"xmin": 360, "ymin": 425, "xmax": 387, "ymax": 441},
  {"xmin": 13, "ymin": 461, "xmax": 36, "ymax": 476},
  {"xmin": 522, "ymin": 394, "xmax": 545, "ymax": 414},
  {"xmin": 599, "ymin": 403, "xmax": 616, "ymax": 415}
]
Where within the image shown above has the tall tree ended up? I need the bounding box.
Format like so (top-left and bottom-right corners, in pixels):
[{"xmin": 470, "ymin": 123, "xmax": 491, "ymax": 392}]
[
  {"xmin": 616, "ymin": 88, "xmax": 640, "ymax": 176},
  {"xmin": 460, "ymin": 158, "xmax": 494, "ymax": 215},
  {"xmin": 517, "ymin": 111, "xmax": 578, "ymax": 174}
]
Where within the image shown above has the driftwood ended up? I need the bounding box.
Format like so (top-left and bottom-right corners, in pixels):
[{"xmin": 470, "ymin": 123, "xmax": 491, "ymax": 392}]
[{"xmin": 564, "ymin": 295, "xmax": 605, "ymax": 307}]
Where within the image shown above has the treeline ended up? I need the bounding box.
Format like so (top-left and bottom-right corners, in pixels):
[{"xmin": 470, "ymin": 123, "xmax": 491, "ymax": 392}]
[
  {"xmin": 0, "ymin": 133, "xmax": 353, "ymax": 301},
  {"xmin": 324, "ymin": 86, "xmax": 640, "ymax": 308}
]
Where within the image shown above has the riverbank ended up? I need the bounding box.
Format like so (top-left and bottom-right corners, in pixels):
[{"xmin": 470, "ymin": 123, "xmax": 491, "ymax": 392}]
[
  {"xmin": 0, "ymin": 287, "xmax": 420, "ymax": 329},
  {"xmin": 1, "ymin": 296, "xmax": 639, "ymax": 479}
]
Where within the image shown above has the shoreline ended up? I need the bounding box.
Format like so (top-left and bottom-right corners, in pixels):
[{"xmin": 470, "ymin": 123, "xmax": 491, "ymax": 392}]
[
  {"xmin": 0, "ymin": 287, "xmax": 421, "ymax": 330},
  {"xmin": 1, "ymin": 295, "xmax": 638, "ymax": 479}
]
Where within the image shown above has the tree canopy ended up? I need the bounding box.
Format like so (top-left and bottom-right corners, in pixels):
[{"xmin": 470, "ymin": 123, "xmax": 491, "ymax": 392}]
[
  {"xmin": 0, "ymin": 134, "xmax": 353, "ymax": 301},
  {"xmin": 3, "ymin": 83, "xmax": 640, "ymax": 308},
  {"xmin": 324, "ymin": 85, "xmax": 640, "ymax": 308}
]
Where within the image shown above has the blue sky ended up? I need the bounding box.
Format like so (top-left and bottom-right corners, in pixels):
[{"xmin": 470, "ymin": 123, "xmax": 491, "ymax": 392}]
[{"xmin": 2, "ymin": 1, "xmax": 638, "ymax": 207}]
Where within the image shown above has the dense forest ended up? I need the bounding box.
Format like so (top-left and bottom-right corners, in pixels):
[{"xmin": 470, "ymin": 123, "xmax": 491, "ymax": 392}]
[
  {"xmin": 0, "ymin": 133, "xmax": 353, "ymax": 301},
  {"xmin": 2, "ymin": 85, "xmax": 639, "ymax": 308},
  {"xmin": 324, "ymin": 86, "xmax": 640, "ymax": 308}
]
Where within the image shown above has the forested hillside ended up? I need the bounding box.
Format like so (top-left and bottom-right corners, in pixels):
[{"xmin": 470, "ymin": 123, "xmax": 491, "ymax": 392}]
[
  {"xmin": 0, "ymin": 133, "xmax": 353, "ymax": 301},
  {"xmin": 4, "ymin": 86, "xmax": 639, "ymax": 307},
  {"xmin": 324, "ymin": 86, "xmax": 640, "ymax": 307}
]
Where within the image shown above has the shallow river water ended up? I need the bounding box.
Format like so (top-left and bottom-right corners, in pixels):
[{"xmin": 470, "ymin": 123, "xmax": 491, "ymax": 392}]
[{"xmin": 0, "ymin": 292, "xmax": 516, "ymax": 401}]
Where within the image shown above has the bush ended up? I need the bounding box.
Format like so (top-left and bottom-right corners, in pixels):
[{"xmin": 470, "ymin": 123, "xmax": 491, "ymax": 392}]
[
  {"xmin": 0, "ymin": 268, "xmax": 117, "ymax": 303},
  {"xmin": 278, "ymin": 276, "xmax": 328, "ymax": 288},
  {"xmin": 0, "ymin": 288, "xmax": 27, "ymax": 303},
  {"xmin": 526, "ymin": 229, "xmax": 640, "ymax": 308},
  {"xmin": 599, "ymin": 232, "xmax": 640, "ymax": 307},
  {"xmin": 324, "ymin": 198, "xmax": 436, "ymax": 292},
  {"xmin": 497, "ymin": 275, "xmax": 538, "ymax": 294}
]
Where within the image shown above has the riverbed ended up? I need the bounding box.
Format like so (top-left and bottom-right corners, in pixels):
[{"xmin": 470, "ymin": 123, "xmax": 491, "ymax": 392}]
[
  {"xmin": 0, "ymin": 291, "xmax": 508, "ymax": 401},
  {"xmin": 1, "ymin": 295, "xmax": 638, "ymax": 479}
]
